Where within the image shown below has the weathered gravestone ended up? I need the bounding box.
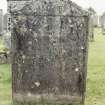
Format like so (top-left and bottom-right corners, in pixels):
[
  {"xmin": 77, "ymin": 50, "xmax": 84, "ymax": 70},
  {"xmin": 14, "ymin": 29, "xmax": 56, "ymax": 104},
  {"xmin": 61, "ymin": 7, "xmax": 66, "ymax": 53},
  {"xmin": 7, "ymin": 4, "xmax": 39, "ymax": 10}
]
[
  {"xmin": 88, "ymin": 7, "xmax": 97, "ymax": 42},
  {"xmin": 7, "ymin": 0, "xmax": 89, "ymax": 104},
  {"xmin": 101, "ymin": 13, "xmax": 105, "ymax": 34},
  {"xmin": 0, "ymin": 9, "xmax": 3, "ymax": 35}
]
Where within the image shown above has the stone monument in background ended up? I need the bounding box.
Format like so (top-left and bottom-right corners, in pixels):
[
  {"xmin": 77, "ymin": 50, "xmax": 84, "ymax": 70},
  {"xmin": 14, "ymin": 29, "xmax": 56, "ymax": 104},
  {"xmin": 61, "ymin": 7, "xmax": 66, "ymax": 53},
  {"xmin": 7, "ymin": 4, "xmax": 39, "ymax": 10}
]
[
  {"xmin": 101, "ymin": 13, "xmax": 105, "ymax": 34},
  {"xmin": 0, "ymin": 9, "xmax": 3, "ymax": 35}
]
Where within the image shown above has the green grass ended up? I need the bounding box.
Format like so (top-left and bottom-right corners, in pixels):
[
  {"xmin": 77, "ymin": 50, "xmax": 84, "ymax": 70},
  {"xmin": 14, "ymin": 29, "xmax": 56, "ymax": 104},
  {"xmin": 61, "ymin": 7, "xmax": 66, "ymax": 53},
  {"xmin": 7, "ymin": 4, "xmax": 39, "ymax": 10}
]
[
  {"xmin": 0, "ymin": 64, "xmax": 12, "ymax": 105},
  {"xmin": 0, "ymin": 28, "xmax": 105, "ymax": 105},
  {"xmin": 86, "ymin": 28, "xmax": 105, "ymax": 105}
]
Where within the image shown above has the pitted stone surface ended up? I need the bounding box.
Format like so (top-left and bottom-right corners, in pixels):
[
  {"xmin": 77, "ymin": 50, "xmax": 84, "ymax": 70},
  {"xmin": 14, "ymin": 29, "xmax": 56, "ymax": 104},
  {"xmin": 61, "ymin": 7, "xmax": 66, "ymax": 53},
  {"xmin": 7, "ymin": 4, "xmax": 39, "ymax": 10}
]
[
  {"xmin": 8, "ymin": 0, "xmax": 89, "ymax": 104},
  {"xmin": 8, "ymin": 0, "xmax": 88, "ymax": 16}
]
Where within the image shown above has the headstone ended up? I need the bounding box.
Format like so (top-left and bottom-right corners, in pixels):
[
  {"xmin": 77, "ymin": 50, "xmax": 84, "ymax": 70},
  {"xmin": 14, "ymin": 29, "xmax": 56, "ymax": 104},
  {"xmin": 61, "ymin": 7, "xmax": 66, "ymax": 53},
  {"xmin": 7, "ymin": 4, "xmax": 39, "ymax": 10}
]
[
  {"xmin": 101, "ymin": 13, "xmax": 105, "ymax": 34},
  {"xmin": 3, "ymin": 13, "xmax": 8, "ymax": 32},
  {"xmin": 88, "ymin": 7, "xmax": 96, "ymax": 42},
  {"xmin": 0, "ymin": 9, "xmax": 3, "ymax": 35},
  {"xmin": 8, "ymin": 0, "xmax": 89, "ymax": 104}
]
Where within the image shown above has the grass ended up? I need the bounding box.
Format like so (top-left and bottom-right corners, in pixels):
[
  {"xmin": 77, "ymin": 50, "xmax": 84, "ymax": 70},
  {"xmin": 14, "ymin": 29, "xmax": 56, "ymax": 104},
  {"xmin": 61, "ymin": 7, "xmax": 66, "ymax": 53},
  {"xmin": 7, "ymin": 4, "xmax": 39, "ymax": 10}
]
[
  {"xmin": 86, "ymin": 28, "xmax": 105, "ymax": 105},
  {"xmin": 0, "ymin": 28, "xmax": 105, "ymax": 105},
  {"xmin": 0, "ymin": 64, "xmax": 11, "ymax": 105}
]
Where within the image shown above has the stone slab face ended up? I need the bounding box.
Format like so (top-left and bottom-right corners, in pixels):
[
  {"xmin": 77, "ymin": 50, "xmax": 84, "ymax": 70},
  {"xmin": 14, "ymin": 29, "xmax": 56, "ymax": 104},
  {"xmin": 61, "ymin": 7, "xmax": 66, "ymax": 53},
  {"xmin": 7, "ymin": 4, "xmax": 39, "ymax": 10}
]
[{"xmin": 8, "ymin": 0, "xmax": 89, "ymax": 104}]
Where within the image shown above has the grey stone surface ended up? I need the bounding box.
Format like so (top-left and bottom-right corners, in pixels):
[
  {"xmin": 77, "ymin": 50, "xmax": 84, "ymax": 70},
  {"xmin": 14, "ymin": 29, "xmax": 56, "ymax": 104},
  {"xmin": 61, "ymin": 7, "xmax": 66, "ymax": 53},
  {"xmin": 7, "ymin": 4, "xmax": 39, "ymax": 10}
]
[{"xmin": 8, "ymin": 0, "xmax": 89, "ymax": 104}]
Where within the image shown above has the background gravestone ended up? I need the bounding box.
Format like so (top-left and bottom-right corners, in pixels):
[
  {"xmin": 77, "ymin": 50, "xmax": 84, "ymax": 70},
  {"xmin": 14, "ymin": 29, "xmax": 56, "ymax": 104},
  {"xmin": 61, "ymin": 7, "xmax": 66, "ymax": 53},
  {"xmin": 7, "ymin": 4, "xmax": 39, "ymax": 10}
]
[
  {"xmin": 100, "ymin": 13, "xmax": 105, "ymax": 34},
  {"xmin": 8, "ymin": 0, "xmax": 89, "ymax": 104},
  {"xmin": 88, "ymin": 7, "xmax": 97, "ymax": 42},
  {"xmin": 0, "ymin": 9, "xmax": 3, "ymax": 35}
]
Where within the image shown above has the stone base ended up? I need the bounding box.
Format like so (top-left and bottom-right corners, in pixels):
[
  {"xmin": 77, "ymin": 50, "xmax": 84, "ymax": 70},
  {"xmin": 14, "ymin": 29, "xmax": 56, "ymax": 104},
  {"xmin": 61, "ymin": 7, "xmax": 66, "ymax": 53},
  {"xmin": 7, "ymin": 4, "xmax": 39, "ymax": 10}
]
[{"xmin": 13, "ymin": 93, "xmax": 83, "ymax": 105}]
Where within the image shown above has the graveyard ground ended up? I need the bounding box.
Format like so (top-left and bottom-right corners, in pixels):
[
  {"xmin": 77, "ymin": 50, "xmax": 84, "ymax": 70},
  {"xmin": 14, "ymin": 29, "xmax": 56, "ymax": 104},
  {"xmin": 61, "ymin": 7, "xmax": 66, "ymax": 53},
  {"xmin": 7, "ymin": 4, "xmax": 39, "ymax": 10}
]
[{"xmin": 0, "ymin": 28, "xmax": 105, "ymax": 105}]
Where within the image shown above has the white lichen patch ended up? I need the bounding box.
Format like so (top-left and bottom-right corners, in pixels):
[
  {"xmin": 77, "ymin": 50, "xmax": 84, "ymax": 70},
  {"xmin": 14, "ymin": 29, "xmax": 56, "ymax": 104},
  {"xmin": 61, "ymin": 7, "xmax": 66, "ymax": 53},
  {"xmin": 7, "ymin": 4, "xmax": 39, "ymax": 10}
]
[
  {"xmin": 34, "ymin": 81, "xmax": 40, "ymax": 87},
  {"xmin": 27, "ymin": 92, "xmax": 32, "ymax": 97},
  {"xmin": 23, "ymin": 27, "xmax": 27, "ymax": 33},
  {"xmin": 47, "ymin": 58, "xmax": 50, "ymax": 62},
  {"xmin": 22, "ymin": 55, "xmax": 26, "ymax": 59},
  {"xmin": 69, "ymin": 24, "xmax": 73, "ymax": 28},
  {"xmin": 29, "ymin": 29, "xmax": 32, "ymax": 31},
  {"xmin": 81, "ymin": 46, "xmax": 84, "ymax": 50},
  {"xmin": 75, "ymin": 68, "xmax": 79, "ymax": 72},
  {"xmin": 28, "ymin": 41, "xmax": 32, "ymax": 45},
  {"xmin": 23, "ymin": 60, "xmax": 25, "ymax": 63}
]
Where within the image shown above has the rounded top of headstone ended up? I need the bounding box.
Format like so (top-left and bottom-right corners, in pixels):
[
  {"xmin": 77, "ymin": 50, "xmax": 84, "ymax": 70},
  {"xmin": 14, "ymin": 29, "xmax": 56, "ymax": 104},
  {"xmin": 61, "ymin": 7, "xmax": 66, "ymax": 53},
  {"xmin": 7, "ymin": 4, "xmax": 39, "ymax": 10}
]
[{"xmin": 8, "ymin": 0, "xmax": 88, "ymax": 16}]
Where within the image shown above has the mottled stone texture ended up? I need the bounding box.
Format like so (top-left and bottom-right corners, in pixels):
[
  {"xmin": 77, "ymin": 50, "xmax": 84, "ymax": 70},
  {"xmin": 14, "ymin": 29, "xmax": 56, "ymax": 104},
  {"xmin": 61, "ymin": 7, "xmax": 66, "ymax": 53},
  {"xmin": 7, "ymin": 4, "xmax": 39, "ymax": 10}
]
[{"xmin": 8, "ymin": 0, "xmax": 89, "ymax": 104}]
